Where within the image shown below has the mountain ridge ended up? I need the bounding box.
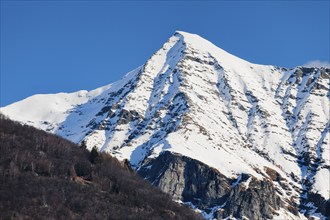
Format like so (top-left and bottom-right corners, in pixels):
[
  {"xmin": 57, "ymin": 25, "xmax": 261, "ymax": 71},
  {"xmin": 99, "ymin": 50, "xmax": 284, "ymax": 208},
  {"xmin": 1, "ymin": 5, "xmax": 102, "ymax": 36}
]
[{"xmin": 1, "ymin": 31, "xmax": 329, "ymax": 219}]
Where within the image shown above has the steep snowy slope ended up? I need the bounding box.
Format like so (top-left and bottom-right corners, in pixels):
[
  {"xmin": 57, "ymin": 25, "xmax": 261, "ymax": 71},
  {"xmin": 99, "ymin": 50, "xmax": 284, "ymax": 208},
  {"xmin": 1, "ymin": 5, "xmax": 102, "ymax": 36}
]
[{"xmin": 1, "ymin": 31, "xmax": 329, "ymax": 219}]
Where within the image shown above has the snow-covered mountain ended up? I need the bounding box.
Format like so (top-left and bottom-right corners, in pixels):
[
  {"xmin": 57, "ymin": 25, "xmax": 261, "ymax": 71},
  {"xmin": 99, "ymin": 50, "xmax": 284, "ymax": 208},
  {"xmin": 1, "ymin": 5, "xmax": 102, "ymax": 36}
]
[{"xmin": 1, "ymin": 31, "xmax": 329, "ymax": 219}]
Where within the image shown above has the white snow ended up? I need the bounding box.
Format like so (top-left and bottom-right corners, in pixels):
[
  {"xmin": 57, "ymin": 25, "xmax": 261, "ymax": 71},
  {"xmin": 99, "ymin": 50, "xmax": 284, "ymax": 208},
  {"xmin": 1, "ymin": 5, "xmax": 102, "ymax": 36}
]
[
  {"xmin": 312, "ymin": 168, "xmax": 330, "ymax": 199},
  {"xmin": 1, "ymin": 30, "xmax": 329, "ymax": 218}
]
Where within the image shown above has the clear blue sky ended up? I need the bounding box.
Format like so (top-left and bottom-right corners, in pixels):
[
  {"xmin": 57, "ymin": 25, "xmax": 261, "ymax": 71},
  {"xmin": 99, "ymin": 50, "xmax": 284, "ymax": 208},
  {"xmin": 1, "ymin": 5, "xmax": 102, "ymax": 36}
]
[{"xmin": 1, "ymin": 1, "xmax": 329, "ymax": 106}]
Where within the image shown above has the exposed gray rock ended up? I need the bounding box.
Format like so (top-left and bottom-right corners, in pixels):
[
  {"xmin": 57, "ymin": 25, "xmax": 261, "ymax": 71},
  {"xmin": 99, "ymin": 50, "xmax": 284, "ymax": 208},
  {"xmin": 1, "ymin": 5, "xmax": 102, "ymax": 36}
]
[
  {"xmin": 118, "ymin": 109, "xmax": 140, "ymax": 125},
  {"xmin": 216, "ymin": 178, "xmax": 283, "ymax": 220},
  {"xmin": 139, "ymin": 151, "xmax": 230, "ymax": 208},
  {"xmin": 138, "ymin": 151, "xmax": 285, "ymax": 219}
]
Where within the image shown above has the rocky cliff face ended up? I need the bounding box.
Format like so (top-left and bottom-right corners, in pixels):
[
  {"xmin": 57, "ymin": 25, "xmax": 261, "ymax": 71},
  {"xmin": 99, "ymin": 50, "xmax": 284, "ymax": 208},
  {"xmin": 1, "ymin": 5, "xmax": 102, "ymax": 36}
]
[
  {"xmin": 139, "ymin": 151, "xmax": 329, "ymax": 219},
  {"xmin": 218, "ymin": 179, "xmax": 282, "ymax": 220},
  {"xmin": 139, "ymin": 151, "xmax": 230, "ymax": 207},
  {"xmin": 139, "ymin": 151, "xmax": 285, "ymax": 220},
  {"xmin": 1, "ymin": 31, "xmax": 329, "ymax": 219}
]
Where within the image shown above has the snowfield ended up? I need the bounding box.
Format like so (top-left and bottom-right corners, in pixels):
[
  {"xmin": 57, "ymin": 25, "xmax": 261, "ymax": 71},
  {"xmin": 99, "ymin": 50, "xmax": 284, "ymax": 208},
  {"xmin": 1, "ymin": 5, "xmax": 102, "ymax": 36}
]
[{"xmin": 1, "ymin": 31, "xmax": 329, "ymax": 219}]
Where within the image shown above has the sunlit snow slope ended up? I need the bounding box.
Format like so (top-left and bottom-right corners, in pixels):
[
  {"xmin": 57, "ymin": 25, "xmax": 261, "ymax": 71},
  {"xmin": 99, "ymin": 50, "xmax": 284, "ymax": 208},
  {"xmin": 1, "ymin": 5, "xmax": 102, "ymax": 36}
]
[{"xmin": 1, "ymin": 31, "xmax": 329, "ymax": 217}]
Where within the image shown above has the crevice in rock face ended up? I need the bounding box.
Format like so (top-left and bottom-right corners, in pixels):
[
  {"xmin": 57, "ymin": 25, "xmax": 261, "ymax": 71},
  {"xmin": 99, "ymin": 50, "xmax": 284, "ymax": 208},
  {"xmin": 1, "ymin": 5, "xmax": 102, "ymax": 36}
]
[
  {"xmin": 138, "ymin": 151, "xmax": 286, "ymax": 220},
  {"xmin": 303, "ymin": 193, "xmax": 330, "ymax": 219}
]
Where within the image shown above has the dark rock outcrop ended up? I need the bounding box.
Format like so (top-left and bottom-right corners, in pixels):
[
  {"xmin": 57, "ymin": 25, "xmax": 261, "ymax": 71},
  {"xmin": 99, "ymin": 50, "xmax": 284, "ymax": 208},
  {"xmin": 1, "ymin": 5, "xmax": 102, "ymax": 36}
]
[
  {"xmin": 138, "ymin": 151, "xmax": 285, "ymax": 219},
  {"xmin": 216, "ymin": 178, "xmax": 283, "ymax": 220},
  {"xmin": 118, "ymin": 109, "xmax": 140, "ymax": 125},
  {"xmin": 304, "ymin": 193, "xmax": 330, "ymax": 219},
  {"xmin": 139, "ymin": 151, "xmax": 230, "ymax": 208}
]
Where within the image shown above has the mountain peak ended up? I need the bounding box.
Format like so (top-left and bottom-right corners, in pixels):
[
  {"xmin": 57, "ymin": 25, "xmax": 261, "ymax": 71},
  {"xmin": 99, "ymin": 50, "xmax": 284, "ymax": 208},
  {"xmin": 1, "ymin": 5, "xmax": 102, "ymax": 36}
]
[
  {"xmin": 1, "ymin": 31, "xmax": 329, "ymax": 219},
  {"xmin": 174, "ymin": 30, "xmax": 202, "ymax": 39},
  {"xmin": 171, "ymin": 30, "xmax": 254, "ymax": 71}
]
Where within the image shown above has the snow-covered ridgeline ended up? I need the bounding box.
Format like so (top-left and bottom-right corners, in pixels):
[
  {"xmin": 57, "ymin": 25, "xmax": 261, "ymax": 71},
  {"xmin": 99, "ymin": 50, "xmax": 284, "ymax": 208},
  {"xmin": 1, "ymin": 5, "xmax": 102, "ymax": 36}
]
[{"xmin": 1, "ymin": 31, "xmax": 329, "ymax": 210}]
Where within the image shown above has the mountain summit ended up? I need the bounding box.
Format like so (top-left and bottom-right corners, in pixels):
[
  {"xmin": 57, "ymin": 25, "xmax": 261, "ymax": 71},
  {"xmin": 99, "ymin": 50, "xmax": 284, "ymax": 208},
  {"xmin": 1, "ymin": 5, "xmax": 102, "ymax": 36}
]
[{"xmin": 1, "ymin": 31, "xmax": 329, "ymax": 219}]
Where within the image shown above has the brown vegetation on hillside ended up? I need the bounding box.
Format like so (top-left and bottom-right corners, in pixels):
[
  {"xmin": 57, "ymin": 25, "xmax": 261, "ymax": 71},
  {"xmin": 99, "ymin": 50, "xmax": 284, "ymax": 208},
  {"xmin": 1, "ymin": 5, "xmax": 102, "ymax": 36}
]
[{"xmin": 0, "ymin": 115, "xmax": 202, "ymax": 220}]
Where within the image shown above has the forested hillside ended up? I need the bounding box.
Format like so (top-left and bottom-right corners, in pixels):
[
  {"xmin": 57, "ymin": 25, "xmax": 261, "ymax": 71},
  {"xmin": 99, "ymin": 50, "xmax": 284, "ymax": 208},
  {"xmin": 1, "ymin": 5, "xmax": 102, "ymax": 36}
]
[{"xmin": 0, "ymin": 115, "xmax": 201, "ymax": 220}]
